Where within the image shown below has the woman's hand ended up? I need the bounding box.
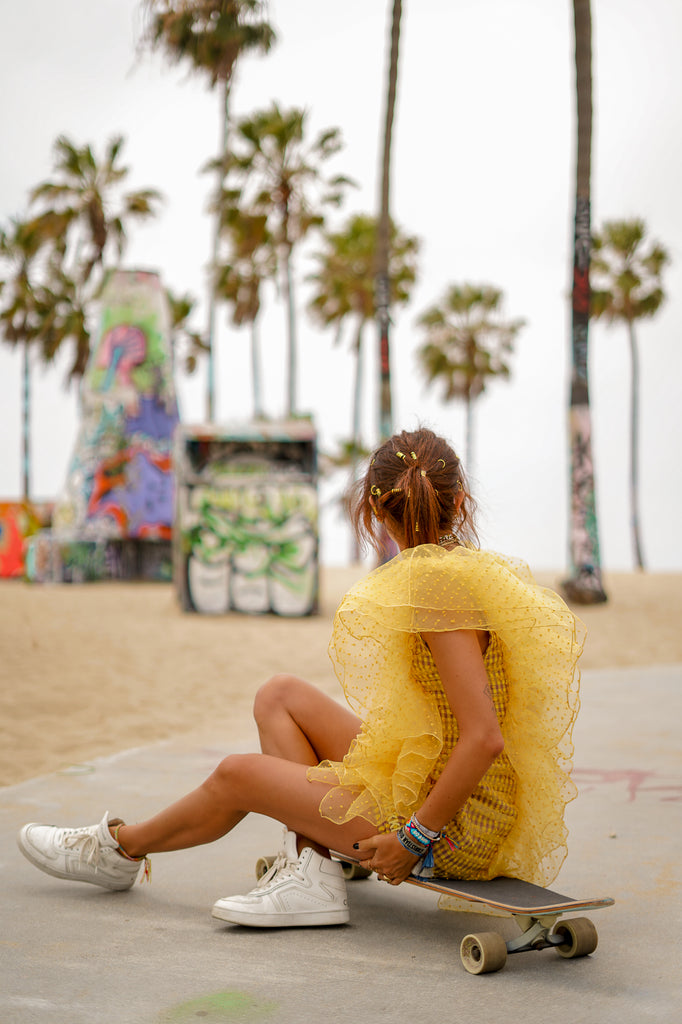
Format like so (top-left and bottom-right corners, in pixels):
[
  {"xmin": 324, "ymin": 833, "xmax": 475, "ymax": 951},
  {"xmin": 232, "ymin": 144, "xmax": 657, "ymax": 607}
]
[{"xmin": 354, "ymin": 831, "xmax": 420, "ymax": 885}]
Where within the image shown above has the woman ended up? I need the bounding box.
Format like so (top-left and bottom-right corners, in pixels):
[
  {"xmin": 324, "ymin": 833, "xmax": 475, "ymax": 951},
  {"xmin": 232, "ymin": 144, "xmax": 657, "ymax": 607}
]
[{"xmin": 18, "ymin": 428, "xmax": 584, "ymax": 929}]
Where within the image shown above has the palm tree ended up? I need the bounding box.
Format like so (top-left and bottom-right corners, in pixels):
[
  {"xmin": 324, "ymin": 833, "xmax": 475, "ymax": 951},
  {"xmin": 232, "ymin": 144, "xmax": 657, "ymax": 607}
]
[
  {"xmin": 307, "ymin": 213, "xmax": 418, "ymax": 455},
  {"xmin": 416, "ymin": 284, "xmax": 524, "ymax": 470},
  {"xmin": 590, "ymin": 219, "xmax": 669, "ymax": 570},
  {"xmin": 29, "ymin": 134, "xmax": 161, "ymax": 377},
  {"xmin": 214, "ymin": 205, "xmax": 275, "ymax": 418},
  {"xmin": 562, "ymin": 0, "xmax": 607, "ymax": 605},
  {"xmin": 376, "ymin": 0, "xmax": 403, "ymax": 443},
  {"xmin": 0, "ymin": 217, "xmax": 51, "ymax": 500},
  {"xmin": 140, "ymin": 0, "xmax": 275, "ymax": 421},
  {"xmin": 166, "ymin": 288, "xmax": 207, "ymax": 375},
  {"xmin": 222, "ymin": 102, "xmax": 354, "ymax": 417}
]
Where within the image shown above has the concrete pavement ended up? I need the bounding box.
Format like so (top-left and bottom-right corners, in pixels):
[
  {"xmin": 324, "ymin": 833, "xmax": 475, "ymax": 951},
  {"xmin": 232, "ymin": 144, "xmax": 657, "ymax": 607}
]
[{"xmin": 2, "ymin": 664, "xmax": 681, "ymax": 1024}]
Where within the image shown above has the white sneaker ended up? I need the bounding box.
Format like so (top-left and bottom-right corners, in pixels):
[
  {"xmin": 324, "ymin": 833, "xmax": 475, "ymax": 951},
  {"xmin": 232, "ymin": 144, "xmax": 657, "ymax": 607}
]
[
  {"xmin": 212, "ymin": 829, "xmax": 349, "ymax": 928},
  {"xmin": 17, "ymin": 811, "xmax": 149, "ymax": 891}
]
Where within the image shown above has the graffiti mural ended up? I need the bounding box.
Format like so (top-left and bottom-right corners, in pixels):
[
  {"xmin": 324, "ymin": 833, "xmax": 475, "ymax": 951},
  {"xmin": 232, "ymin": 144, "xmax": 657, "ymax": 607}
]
[
  {"xmin": 0, "ymin": 501, "xmax": 51, "ymax": 578},
  {"xmin": 0, "ymin": 502, "xmax": 38, "ymax": 577},
  {"xmin": 175, "ymin": 425, "xmax": 319, "ymax": 616},
  {"xmin": 32, "ymin": 270, "xmax": 178, "ymax": 582}
]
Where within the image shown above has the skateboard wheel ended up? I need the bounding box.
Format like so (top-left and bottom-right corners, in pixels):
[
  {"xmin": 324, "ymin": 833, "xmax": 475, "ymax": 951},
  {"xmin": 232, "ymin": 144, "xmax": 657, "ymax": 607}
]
[
  {"xmin": 460, "ymin": 931, "xmax": 508, "ymax": 974},
  {"xmin": 255, "ymin": 855, "xmax": 276, "ymax": 880},
  {"xmin": 339, "ymin": 861, "xmax": 373, "ymax": 881},
  {"xmin": 553, "ymin": 917, "xmax": 598, "ymax": 958}
]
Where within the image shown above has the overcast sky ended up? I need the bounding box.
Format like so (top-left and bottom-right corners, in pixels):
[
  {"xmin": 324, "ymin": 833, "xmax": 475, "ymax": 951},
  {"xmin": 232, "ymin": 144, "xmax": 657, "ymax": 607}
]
[{"xmin": 1, "ymin": 0, "xmax": 681, "ymax": 572}]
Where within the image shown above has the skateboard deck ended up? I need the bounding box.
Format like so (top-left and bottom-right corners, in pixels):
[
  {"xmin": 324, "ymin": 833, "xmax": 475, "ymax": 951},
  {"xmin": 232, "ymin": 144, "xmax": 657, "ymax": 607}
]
[{"xmin": 330, "ymin": 854, "xmax": 615, "ymax": 974}]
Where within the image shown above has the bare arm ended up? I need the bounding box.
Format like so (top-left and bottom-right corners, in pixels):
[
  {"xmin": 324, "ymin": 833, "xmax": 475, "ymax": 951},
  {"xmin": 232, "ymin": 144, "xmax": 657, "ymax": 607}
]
[{"xmin": 355, "ymin": 628, "xmax": 504, "ymax": 882}]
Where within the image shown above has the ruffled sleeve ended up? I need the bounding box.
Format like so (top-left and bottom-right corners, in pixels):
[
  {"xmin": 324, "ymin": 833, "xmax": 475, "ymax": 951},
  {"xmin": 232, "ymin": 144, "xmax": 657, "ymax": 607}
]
[{"xmin": 308, "ymin": 546, "xmax": 585, "ymax": 885}]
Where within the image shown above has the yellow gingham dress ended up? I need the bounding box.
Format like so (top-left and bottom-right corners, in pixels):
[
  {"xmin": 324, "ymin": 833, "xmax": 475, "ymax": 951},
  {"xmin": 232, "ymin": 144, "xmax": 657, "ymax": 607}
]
[{"xmin": 308, "ymin": 545, "xmax": 585, "ymax": 886}]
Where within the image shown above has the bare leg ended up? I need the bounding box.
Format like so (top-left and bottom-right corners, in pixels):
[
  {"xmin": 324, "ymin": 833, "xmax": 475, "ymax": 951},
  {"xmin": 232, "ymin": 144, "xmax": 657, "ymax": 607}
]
[
  {"xmin": 253, "ymin": 674, "xmax": 361, "ymax": 764},
  {"xmin": 116, "ymin": 752, "xmax": 373, "ymax": 859},
  {"xmin": 115, "ymin": 675, "xmax": 366, "ymax": 859},
  {"xmin": 252, "ymin": 674, "xmax": 362, "ymax": 855}
]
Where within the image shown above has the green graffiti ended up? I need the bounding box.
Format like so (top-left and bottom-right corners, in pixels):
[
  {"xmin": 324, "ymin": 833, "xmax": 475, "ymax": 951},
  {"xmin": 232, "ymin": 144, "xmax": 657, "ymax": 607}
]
[
  {"xmin": 158, "ymin": 990, "xmax": 277, "ymax": 1023},
  {"xmin": 60, "ymin": 541, "xmax": 109, "ymax": 581},
  {"xmin": 183, "ymin": 483, "xmax": 317, "ymax": 598}
]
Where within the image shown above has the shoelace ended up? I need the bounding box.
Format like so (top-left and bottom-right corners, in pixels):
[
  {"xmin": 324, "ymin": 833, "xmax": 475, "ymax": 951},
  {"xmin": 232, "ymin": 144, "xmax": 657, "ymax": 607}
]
[
  {"xmin": 61, "ymin": 827, "xmax": 102, "ymax": 865},
  {"xmin": 60, "ymin": 826, "xmax": 151, "ymax": 883},
  {"xmin": 255, "ymin": 848, "xmax": 300, "ymax": 889}
]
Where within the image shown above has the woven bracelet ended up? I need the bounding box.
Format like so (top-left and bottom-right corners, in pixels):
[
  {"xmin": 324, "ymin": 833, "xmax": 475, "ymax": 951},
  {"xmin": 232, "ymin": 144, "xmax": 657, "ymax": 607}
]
[{"xmin": 396, "ymin": 826, "xmax": 430, "ymax": 858}]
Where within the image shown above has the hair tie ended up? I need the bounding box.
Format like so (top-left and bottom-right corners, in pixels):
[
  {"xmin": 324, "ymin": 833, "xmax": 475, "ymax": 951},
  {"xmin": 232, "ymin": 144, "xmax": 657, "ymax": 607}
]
[
  {"xmin": 410, "ymin": 452, "xmax": 417, "ymax": 460},
  {"xmin": 395, "ymin": 451, "xmax": 406, "ymax": 461},
  {"xmin": 420, "ymin": 470, "xmax": 426, "ymax": 477}
]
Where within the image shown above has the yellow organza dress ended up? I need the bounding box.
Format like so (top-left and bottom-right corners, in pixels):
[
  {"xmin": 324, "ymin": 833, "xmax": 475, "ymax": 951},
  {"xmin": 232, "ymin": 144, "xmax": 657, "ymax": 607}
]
[{"xmin": 308, "ymin": 545, "xmax": 585, "ymax": 887}]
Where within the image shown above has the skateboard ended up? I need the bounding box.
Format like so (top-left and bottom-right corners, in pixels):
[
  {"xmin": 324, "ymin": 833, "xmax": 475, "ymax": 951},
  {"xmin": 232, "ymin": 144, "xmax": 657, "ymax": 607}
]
[{"xmin": 325, "ymin": 856, "xmax": 614, "ymax": 974}]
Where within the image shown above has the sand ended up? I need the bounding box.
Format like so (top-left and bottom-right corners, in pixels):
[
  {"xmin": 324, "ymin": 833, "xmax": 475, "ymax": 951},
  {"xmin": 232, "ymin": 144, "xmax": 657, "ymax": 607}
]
[{"xmin": 2, "ymin": 567, "xmax": 681, "ymax": 788}]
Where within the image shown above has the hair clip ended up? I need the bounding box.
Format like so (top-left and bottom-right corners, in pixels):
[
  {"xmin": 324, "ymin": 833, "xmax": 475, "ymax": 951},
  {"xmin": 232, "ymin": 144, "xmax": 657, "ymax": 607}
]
[
  {"xmin": 370, "ymin": 484, "xmax": 382, "ymax": 496},
  {"xmin": 420, "ymin": 470, "xmax": 426, "ymax": 477},
  {"xmin": 395, "ymin": 451, "xmax": 406, "ymax": 461},
  {"xmin": 437, "ymin": 459, "xmax": 446, "ymax": 469},
  {"xmin": 410, "ymin": 452, "xmax": 417, "ymax": 460}
]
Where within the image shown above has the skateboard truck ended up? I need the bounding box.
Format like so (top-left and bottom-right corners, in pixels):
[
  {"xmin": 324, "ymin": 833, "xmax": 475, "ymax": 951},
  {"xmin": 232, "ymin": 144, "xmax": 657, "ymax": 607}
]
[{"xmin": 460, "ymin": 913, "xmax": 599, "ymax": 974}]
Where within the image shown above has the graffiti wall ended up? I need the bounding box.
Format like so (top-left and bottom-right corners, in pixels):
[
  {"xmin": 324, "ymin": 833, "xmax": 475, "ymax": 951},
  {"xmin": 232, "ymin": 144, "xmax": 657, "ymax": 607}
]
[
  {"xmin": 0, "ymin": 502, "xmax": 49, "ymax": 577},
  {"xmin": 175, "ymin": 424, "xmax": 319, "ymax": 616},
  {"xmin": 34, "ymin": 270, "xmax": 178, "ymax": 582}
]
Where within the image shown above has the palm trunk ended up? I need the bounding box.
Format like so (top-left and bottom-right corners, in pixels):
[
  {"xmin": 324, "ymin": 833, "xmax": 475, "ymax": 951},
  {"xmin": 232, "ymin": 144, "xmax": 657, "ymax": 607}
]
[
  {"xmin": 251, "ymin": 318, "xmax": 263, "ymax": 419},
  {"xmin": 349, "ymin": 322, "xmax": 364, "ymax": 563},
  {"xmin": 22, "ymin": 338, "xmax": 30, "ymax": 502},
  {"xmin": 284, "ymin": 245, "xmax": 297, "ymax": 418},
  {"xmin": 375, "ymin": 0, "xmax": 402, "ymax": 443},
  {"xmin": 205, "ymin": 77, "xmax": 230, "ymax": 422},
  {"xmin": 465, "ymin": 392, "xmax": 474, "ymax": 475},
  {"xmin": 562, "ymin": 0, "xmax": 607, "ymax": 604},
  {"xmin": 628, "ymin": 322, "xmax": 645, "ymax": 569}
]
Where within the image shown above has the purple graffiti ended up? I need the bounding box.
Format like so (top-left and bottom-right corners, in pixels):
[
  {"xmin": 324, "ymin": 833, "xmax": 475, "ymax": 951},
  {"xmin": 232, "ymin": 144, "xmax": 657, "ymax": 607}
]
[{"xmin": 126, "ymin": 395, "xmax": 179, "ymax": 441}]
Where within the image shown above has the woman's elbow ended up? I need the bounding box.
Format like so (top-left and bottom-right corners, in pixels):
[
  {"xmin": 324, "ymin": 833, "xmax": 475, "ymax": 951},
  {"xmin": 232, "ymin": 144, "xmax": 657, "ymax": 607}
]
[
  {"xmin": 487, "ymin": 731, "xmax": 505, "ymax": 761},
  {"xmin": 460, "ymin": 723, "xmax": 505, "ymax": 763},
  {"xmin": 475, "ymin": 727, "xmax": 505, "ymax": 763}
]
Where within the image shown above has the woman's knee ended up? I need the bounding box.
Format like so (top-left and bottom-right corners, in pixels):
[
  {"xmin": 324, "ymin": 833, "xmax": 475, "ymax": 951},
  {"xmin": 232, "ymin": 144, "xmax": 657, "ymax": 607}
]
[
  {"xmin": 253, "ymin": 673, "xmax": 305, "ymax": 729},
  {"xmin": 207, "ymin": 752, "xmax": 257, "ymax": 797}
]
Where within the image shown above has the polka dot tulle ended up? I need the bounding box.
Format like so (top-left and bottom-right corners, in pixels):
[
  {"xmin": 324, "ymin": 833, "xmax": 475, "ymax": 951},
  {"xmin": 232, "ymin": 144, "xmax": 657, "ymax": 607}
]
[{"xmin": 308, "ymin": 546, "xmax": 585, "ymax": 886}]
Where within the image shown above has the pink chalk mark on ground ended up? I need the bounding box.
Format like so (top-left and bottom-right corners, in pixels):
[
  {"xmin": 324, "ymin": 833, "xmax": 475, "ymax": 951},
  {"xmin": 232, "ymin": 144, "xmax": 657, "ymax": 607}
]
[{"xmin": 573, "ymin": 768, "xmax": 682, "ymax": 802}]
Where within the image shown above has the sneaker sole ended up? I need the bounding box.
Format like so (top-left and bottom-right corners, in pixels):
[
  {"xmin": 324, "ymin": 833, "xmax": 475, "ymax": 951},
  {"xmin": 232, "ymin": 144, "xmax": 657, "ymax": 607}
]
[
  {"xmin": 211, "ymin": 905, "xmax": 349, "ymax": 928},
  {"xmin": 17, "ymin": 829, "xmax": 136, "ymax": 891}
]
